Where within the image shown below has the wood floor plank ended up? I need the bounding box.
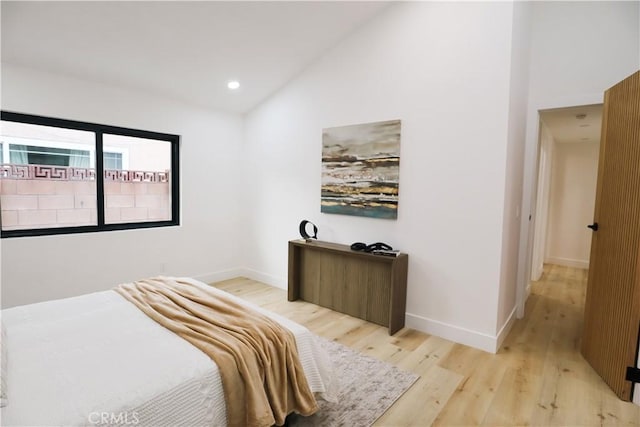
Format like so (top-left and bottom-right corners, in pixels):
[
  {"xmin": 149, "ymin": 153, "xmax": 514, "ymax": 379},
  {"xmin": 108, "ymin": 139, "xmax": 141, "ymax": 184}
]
[
  {"xmin": 434, "ymin": 345, "xmax": 508, "ymax": 426},
  {"xmin": 211, "ymin": 265, "xmax": 640, "ymax": 426},
  {"xmin": 394, "ymin": 335, "xmax": 456, "ymax": 376},
  {"xmin": 374, "ymin": 365, "xmax": 462, "ymax": 427}
]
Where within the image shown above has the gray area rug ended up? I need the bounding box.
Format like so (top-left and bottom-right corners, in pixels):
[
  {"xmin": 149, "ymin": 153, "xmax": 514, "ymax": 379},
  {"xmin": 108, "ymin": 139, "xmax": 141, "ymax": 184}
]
[{"xmin": 289, "ymin": 337, "xmax": 419, "ymax": 427}]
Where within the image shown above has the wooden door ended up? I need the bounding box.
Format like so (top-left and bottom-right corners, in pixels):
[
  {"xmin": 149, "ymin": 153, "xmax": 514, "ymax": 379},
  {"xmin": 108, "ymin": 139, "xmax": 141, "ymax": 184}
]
[{"xmin": 582, "ymin": 70, "xmax": 640, "ymax": 401}]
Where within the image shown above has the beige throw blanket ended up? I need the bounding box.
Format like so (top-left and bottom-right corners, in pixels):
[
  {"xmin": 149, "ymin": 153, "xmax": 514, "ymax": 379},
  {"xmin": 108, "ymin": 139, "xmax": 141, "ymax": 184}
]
[{"xmin": 115, "ymin": 278, "xmax": 318, "ymax": 427}]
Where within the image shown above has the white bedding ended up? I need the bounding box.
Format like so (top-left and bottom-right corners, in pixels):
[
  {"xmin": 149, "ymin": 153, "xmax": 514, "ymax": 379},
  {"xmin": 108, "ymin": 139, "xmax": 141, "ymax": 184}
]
[{"xmin": 1, "ymin": 277, "xmax": 336, "ymax": 426}]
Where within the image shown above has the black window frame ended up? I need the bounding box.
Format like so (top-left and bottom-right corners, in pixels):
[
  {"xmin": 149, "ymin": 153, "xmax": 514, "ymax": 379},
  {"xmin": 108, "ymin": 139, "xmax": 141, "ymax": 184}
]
[{"xmin": 0, "ymin": 111, "xmax": 180, "ymax": 238}]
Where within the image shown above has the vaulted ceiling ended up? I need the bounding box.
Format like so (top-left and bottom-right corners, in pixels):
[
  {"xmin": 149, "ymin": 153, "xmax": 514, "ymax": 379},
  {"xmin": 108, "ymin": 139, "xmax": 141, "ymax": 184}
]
[{"xmin": 1, "ymin": 1, "xmax": 390, "ymax": 114}]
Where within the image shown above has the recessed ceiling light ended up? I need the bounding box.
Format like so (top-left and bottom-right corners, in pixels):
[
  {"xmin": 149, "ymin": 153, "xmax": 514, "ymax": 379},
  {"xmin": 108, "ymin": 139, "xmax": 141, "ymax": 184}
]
[{"xmin": 227, "ymin": 81, "xmax": 240, "ymax": 90}]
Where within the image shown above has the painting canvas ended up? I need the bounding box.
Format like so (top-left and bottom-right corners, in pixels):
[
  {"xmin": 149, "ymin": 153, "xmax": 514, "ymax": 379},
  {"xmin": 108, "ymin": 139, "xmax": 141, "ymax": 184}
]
[{"xmin": 321, "ymin": 119, "xmax": 400, "ymax": 219}]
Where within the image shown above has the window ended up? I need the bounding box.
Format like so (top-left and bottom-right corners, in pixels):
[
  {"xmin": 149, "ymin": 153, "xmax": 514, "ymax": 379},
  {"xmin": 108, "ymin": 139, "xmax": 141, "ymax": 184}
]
[
  {"xmin": 8, "ymin": 145, "xmax": 91, "ymax": 167},
  {"xmin": 0, "ymin": 111, "xmax": 179, "ymax": 237},
  {"xmin": 104, "ymin": 152, "xmax": 123, "ymax": 170}
]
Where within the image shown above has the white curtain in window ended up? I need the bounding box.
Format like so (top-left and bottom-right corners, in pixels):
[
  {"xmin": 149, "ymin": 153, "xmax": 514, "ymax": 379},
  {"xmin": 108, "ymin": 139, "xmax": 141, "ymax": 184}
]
[
  {"xmin": 69, "ymin": 150, "xmax": 90, "ymax": 168},
  {"xmin": 9, "ymin": 145, "xmax": 28, "ymax": 165}
]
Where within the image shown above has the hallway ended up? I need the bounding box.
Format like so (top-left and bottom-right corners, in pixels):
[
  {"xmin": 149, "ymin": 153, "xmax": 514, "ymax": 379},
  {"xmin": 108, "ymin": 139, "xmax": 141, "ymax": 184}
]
[{"xmin": 464, "ymin": 264, "xmax": 640, "ymax": 425}]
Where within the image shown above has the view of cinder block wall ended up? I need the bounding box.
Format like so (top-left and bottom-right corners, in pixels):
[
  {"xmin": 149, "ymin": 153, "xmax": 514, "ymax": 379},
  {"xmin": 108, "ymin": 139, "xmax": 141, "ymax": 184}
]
[
  {"xmin": 1, "ymin": 167, "xmax": 171, "ymax": 230},
  {"xmin": 104, "ymin": 180, "xmax": 171, "ymax": 224}
]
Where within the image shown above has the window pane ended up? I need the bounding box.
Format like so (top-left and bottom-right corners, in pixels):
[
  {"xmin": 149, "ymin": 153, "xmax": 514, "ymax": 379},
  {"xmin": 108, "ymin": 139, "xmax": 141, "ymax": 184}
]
[
  {"xmin": 7, "ymin": 145, "xmax": 91, "ymax": 167},
  {"xmin": 104, "ymin": 152, "xmax": 122, "ymax": 170},
  {"xmin": 103, "ymin": 134, "xmax": 172, "ymax": 224},
  {"xmin": 0, "ymin": 120, "xmax": 97, "ymax": 231},
  {"xmin": 24, "ymin": 145, "xmax": 72, "ymax": 166}
]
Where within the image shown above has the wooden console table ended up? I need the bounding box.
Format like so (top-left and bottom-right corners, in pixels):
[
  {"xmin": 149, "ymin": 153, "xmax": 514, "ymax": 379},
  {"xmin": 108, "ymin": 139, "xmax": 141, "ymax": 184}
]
[{"xmin": 288, "ymin": 239, "xmax": 408, "ymax": 335}]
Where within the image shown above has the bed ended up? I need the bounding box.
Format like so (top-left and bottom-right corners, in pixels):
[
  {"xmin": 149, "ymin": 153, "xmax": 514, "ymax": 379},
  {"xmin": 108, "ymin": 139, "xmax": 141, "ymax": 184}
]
[{"xmin": 1, "ymin": 277, "xmax": 337, "ymax": 426}]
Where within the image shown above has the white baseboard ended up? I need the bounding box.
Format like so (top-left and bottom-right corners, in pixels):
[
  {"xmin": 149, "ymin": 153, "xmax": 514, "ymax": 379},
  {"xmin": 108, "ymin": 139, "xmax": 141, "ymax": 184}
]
[
  {"xmin": 196, "ymin": 268, "xmax": 518, "ymax": 354},
  {"xmin": 192, "ymin": 268, "xmax": 245, "ymax": 285},
  {"xmin": 194, "ymin": 268, "xmax": 286, "ymax": 290},
  {"xmin": 531, "ymin": 264, "xmax": 544, "ymax": 281},
  {"xmin": 405, "ymin": 312, "xmax": 500, "ymax": 354},
  {"xmin": 545, "ymin": 257, "xmax": 589, "ymax": 269},
  {"xmin": 496, "ymin": 306, "xmax": 517, "ymax": 350},
  {"xmin": 239, "ymin": 268, "xmax": 287, "ymax": 290}
]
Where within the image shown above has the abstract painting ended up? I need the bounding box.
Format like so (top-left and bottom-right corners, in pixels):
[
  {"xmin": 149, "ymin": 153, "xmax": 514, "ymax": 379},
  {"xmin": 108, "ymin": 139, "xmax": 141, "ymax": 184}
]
[{"xmin": 321, "ymin": 119, "xmax": 400, "ymax": 219}]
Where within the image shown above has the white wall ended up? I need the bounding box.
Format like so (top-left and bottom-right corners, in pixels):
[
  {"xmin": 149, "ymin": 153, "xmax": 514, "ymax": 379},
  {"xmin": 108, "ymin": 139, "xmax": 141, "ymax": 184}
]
[
  {"xmin": 529, "ymin": 1, "xmax": 639, "ymax": 104},
  {"xmin": 243, "ymin": 2, "xmax": 517, "ymax": 352},
  {"xmin": 545, "ymin": 142, "xmax": 599, "ymax": 268},
  {"xmin": 531, "ymin": 122, "xmax": 555, "ymax": 281},
  {"xmin": 496, "ymin": 1, "xmax": 532, "ymax": 340},
  {"xmin": 1, "ymin": 64, "xmax": 245, "ymax": 308},
  {"xmin": 517, "ymin": 1, "xmax": 639, "ymax": 316}
]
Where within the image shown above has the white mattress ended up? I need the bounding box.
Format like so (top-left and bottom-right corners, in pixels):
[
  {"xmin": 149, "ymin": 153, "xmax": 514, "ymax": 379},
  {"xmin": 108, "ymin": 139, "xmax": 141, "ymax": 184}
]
[{"xmin": 1, "ymin": 277, "xmax": 337, "ymax": 426}]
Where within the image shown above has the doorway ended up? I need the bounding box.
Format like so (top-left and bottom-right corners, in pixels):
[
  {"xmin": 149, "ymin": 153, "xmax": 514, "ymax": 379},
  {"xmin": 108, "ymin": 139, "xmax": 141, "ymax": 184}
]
[{"xmin": 529, "ymin": 104, "xmax": 602, "ymax": 284}]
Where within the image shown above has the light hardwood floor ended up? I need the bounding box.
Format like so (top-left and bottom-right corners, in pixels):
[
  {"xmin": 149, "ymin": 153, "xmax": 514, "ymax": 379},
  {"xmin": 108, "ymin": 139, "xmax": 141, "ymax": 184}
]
[{"xmin": 213, "ymin": 264, "xmax": 640, "ymax": 426}]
